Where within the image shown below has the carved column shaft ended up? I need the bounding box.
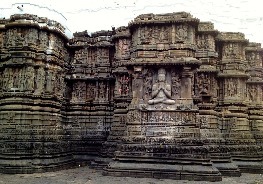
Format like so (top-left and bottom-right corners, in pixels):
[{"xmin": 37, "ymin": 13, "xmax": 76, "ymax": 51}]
[{"xmin": 181, "ymin": 67, "xmax": 194, "ymax": 103}]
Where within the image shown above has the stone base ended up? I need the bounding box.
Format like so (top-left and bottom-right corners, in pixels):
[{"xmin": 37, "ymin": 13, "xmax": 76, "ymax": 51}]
[
  {"xmin": 234, "ymin": 160, "xmax": 263, "ymax": 173},
  {"xmin": 90, "ymin": 157, "xmax": 113, "ymax": 169},
  {"xmin": 104, "ymin": 161, "xmax": 222, "ymax": 182},
  {"xmin": 213, "ymin": 162, "xmax": 241, "ymax": 177},
  {"xmin": 211, "ymin": 152, "xmax": 241, "ymax": 176},
  {"xmin": 0, "ymin": 155, "xmax": 74, "ymax": 174}
]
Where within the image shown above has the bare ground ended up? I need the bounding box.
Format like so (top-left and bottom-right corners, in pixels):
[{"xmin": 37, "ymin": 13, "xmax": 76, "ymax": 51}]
[{"xmin": 1, "ymin": 165, "xmax": 263, "ymax": 184}]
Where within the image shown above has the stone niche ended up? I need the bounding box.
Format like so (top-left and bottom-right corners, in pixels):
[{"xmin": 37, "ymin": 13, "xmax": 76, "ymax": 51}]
[{"xmin": 0, "ymin": 11, "xmax": 263, "ymax": 182}]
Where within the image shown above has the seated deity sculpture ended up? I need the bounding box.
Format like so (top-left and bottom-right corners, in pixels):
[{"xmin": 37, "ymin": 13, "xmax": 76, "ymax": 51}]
[{"xmin": 148, "ymin": 68, "xmax": 176, "ymax": 105}]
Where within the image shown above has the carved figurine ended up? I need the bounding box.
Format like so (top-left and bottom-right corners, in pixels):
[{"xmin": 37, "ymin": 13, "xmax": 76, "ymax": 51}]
[
  {"xmin": 46, "ymin": 71, "xmax": 55, "ymax": 93},
  {"xmin": 3, "ymin": 68, "xmax": 12, "ymax": 91},
  {"xmin": 35, "ymin": 67, "xmax": 45, "ymax": 94},
  {"xmin": 86, "ymin": 83, "xmax": 95, "ymax": 101},
  {"xmin": 13, "ymin": 68, "xmax": 21, "ymax": 89},
  {"xmin": 24, "ymin": 67, "xmax": 35, "ymax": 91},
  {"xmin": 148, "ymin": 68, "xmax": 175, "ymax": 105},
  {"xmin": 171, "ymin": 70, "xmax": 181, "ymax": 98},
  {"xmin": 99, "ymin": 82, "xmax": 106, "ymax": 99},
  {"xmin": 176, "ymin": 25, "xmax": 188, "ymax": 42}
]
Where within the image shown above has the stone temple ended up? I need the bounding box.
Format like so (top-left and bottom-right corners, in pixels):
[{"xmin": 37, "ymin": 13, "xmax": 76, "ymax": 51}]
[{"xmin": 0, "ymin": 11, "xmax": 263, "ymax": 182}]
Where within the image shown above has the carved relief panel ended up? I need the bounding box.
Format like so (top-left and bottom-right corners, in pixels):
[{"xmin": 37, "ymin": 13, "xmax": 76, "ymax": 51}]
[
  {"xmin": 72, "ymin": 81, "xmax": 86, "ymax": 102},
  {"xmin": 223, "ymin": 43, "xmax": 242, "ymax": 59},
  {"xmin": 4, "ymin": 27, "xmax": 38, "ymax": 47},
  {"xmin": 98, "ymin": 81, "xmax": 107, "ymax": 100},
  {"xmin": 194, "ymin": 72, "xmax": 218, "ymax": 99},
  {"xmin": 175, "ymin": 24, "xmax": 188, "ymax": 42},
  {"xmin": 157, "ymin": 26, "xmax": 170, "ymax": 43},
  {"xmin": 115, "ymin": 74, "xmax": 130, "ymax": 96},
  {"xmin": 38, "ymin": 31, "xmax": 48, "ymax": 49},
  {"xmin": 171, "ymin": 69, "xmax": 181, "ymax": 99},
  {"xmin": 117, "ymin": 38, "xmax": 131, "ymax": 58},
  {"xmin": 45, "ymin": 70, "xmax": 56, "ymax": 93},
  {"xmin": 145, "ymin": 68, "xmax": 177, "ymax": 105},
  {"xmin": 195, "ymin": 73, "xmax": 210, "ymax": 95},
  {"xmin": 97, "ymin": 48, "xmax": 109, "ymax": 62},
  {"xmin": 143, "ymin": 69, "xmax": 154, "ymax": 101},
  {"xmin": 138, "ymin": 67, "xmax": 195, "ymax": 105},
  {"xmin": 86, "ymin": 82, "xmax": 96, "ymax": 101},
  {"xmin": 0, "ymin": 67, "xmax": 38, "ymax": 92},
  {"xmin": 247, "ymin": 84, "xmax": 261, "ymax": 102},
  {"xmin": 5, "ymin": 28, "xmax": 25, "ymax": 47},
  {"xmin": 48, "ymin": 33, "xmax": 55, "ymax": 51},
  {"xmin": 87, "ymin": 48, "xmax": 96, "ymax": 66},
  {"xmin": 246, "ymin": 51, "xmax": 261, "ymax": 67},
  {"xmin": 210, "ymin": 75, "xmax": 218, "ymax": 98},
  {"xmin": 22, "ymin": 66, "xmax": 35, "ymax": 91},
  {"xmin": 35, "ymin": 67, "xmax": 45, "ymax": 95},
  {"xmin": 139, "ymin": 26, "xmax": 152, "ymax": 44},
  {"xmin": 225, "ymin": 78, "xmax": 237, "ymax": 97},
  {"xmin": 196, "ymin": 34, "xmax": 215, "ymax": 50},
  {"xmin": 137, "ymin": 25, "xmax": 171, "ymax": 45},
  {"xmin": 74, "ymin": 49, "xmax": 87, "ymax": 64},
  {"xmin": 130, "ymin": 71, "xmax": 143, "ymax": 105},
  {"xmin": 224, "ymin": 78, "xmax": 244, "ymax": 99},
  {"xmin": 12, "ymin": 68, "xmax": 22, "ymax": 89},
  {"xmin": 24, "ymin": 28, "xmax": 38, "ymax": 46},
  {"xmin": 140, "ymin": 111, "xmax": 198, "ymax": 138},
  {"xmin": 2, "ymin": 68, "xmax": 13, "ymax": 91},
  {"xmin": 54, "ymin": 71, "xmax": 65, "ymax": 97},
  {"xmin": 175, "ymin": 24, "xmax": 196, "ymax": 44}
]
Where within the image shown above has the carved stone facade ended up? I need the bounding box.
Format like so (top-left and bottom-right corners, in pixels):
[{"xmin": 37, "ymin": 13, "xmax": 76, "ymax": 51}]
[
  {"xmin": 0, "ymin": 14, "xmax": 71, "ymax": 173},
  {"xmin": 0, "ymin": 12, "xmax": 263, "ymax": 181}
]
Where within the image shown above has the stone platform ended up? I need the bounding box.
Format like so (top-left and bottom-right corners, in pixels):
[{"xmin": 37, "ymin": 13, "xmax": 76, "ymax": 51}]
[{"xmin": 104, "ymin": 161, "xmax": 222, "ymax": 182}]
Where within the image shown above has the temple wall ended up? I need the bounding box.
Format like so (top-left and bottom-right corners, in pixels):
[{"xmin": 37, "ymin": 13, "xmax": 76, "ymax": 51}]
[
  {"xmin": 65, "ymin": 31, "xmax": 115, "ymax": 161},
  {"xmin": 0, "ymin": 14, "xmax": 72, "ymax": 173},
  {"xmin": 0, "ymin": 12, "xmax": 263, "ymax": 177}
]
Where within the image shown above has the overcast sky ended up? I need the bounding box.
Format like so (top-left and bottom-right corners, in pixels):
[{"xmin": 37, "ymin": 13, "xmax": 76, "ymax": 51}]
[{"xmin": 1, "ymin": 0, "xmax": 263, "ymax": 45}]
